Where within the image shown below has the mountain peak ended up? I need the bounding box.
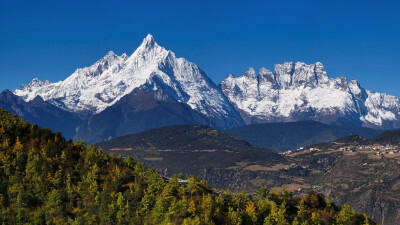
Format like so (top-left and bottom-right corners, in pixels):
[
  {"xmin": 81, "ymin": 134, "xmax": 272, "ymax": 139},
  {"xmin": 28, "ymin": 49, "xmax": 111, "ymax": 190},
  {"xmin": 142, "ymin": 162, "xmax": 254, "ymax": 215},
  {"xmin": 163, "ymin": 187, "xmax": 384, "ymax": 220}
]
[
  {"xmin": 349, "ymin": 79, "xmax": 363, "ymax": 91},
  {"xmin": 140, "ymin": 34, "xmax": 156, "ymax": 49},
  {"xmin": 106, "ymin": 50, "xmax": 115, "ymax": 56},
  {"xmin": 348, "ymin": 79, "xmax": 362, "ymax": 91},
  {"xmin": 226, "ymin": 73, "xmax": 236, "ymax": 79},
  {"xmin": 31, "ymin": 95, "xmax": 45, "ymax": 103},
  {"xmin": 145, "ymin": 33, "xmax": 154, "ymax": 41},
  {"xmin": 1, "ymin": 89, "xmax": 12, "ymax": 95},
  {"xmin": 28, "ymin": 78, "xmax": 51, "ymax": 88},
  {"xmin": 30, "ymin": 78, "xmax": 40, "ymax": 83},
  {"xmin": 258, "ymin": 67, "xmax": 272, "ymax": 75},
  {"xmin": 101, "ymin": 51, "xmax": 118, "ymax": 61},
  {"xmin": 244, "ymin": 67, "xmax": 257, "ymax": 78},
  {"xmin": 349, "ymin": 78, "xmax": 359, "ymax": 84}
]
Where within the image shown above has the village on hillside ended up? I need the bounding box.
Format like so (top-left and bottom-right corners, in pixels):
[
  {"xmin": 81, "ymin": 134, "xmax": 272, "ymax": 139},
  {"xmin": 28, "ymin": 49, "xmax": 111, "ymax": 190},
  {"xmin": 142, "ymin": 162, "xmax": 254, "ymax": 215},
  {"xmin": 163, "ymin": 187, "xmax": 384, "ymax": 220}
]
[{"xmin": 283, "ymin": 143, "xmax": 400, "ymax": 156}]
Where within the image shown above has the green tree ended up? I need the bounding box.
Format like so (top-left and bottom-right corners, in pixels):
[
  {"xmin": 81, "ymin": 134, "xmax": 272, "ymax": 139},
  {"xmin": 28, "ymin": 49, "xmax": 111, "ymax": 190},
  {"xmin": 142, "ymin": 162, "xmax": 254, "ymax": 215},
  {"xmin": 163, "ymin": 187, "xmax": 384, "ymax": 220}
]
[
  {"xmin": 336, "ymin": 204, "xmax": 356, "ymax": 224},
  {"xmin": 264, "ymin": 201, "xmax": 288, "ymax": 225},
  {"xmin": 228, "ymin": 206, "xmax": 242, "ymax": 225}
]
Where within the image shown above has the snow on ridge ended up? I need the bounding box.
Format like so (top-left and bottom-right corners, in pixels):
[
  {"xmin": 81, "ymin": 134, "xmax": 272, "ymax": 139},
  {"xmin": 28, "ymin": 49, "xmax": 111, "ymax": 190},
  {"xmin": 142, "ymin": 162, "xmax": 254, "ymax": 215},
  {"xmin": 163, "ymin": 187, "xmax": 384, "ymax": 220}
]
[
  {"xmin": 14, "ymin": 34, "xmax": 171, "ymax": 113},
  {"xmin": 221, "ymin": 61, "xmax": 400, "ymax": 128}
]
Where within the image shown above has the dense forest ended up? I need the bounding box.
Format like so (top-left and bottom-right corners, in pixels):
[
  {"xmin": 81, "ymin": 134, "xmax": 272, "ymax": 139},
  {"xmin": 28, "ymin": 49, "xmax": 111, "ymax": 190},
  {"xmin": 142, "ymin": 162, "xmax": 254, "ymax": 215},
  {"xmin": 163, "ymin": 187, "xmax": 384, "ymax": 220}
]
[
  {"xmin": 97, "ymin": 125, "xmax": 260, "ymax": 151},
  {"xmin": 0, "ymin": 109, "xmax": 374, "ymax": 224},
  {"xmin": 97, "ymin": 125, "xmax": 284, "ymax": 177}
]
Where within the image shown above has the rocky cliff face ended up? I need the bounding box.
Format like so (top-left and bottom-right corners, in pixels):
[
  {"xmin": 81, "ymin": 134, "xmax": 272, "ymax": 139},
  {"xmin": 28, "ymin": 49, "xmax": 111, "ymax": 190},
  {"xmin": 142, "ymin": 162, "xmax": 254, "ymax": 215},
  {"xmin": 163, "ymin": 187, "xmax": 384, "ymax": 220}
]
[{"xmin": 220, "ymin": 62, "xmax": 400, "ymax": 129}]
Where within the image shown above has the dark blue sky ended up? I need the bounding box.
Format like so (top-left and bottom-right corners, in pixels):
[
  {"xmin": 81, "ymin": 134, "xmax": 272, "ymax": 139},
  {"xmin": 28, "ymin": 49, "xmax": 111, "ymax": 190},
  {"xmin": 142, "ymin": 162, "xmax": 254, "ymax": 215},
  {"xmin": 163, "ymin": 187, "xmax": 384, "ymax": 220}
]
[{"xmin": 1, "ymin": 0, "xmax": 399, "ymax": 97}]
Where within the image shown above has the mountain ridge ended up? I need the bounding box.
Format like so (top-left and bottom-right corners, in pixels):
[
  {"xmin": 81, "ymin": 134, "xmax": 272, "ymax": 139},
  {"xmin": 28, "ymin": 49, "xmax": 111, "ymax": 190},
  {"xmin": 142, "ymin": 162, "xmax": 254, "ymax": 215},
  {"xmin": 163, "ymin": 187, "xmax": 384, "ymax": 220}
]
[
  {"xmin": 221, "ymin": 62, "xmax": 400, "ymax": 129},
  {"xmin": 8, "ymin": 34, "xmax": 400, "ymax": 141},
  {"xmin": 0, "ymin": 89, "xmax": 81, "ymax": 139}
]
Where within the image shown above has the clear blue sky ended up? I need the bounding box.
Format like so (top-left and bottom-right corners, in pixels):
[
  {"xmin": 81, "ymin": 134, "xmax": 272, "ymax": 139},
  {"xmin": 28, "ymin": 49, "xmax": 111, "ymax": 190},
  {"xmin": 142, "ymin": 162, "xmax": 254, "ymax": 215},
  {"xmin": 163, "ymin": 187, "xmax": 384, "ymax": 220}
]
[{"xmin": 1, "ymin": 0, "xmax": 399, "ymax": 97}]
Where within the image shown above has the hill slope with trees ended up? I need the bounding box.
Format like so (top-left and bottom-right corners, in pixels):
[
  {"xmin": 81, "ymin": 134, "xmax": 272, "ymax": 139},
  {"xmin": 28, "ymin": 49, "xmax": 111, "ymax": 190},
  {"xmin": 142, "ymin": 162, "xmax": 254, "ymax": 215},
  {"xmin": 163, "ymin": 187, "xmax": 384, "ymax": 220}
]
[
  {"xmin": 97, "ymin": 125, "xmax": 284, "ymax": 185},
  {"xmin": 0, "ymin": 108, "xmax": 375, "ymax": 224}
]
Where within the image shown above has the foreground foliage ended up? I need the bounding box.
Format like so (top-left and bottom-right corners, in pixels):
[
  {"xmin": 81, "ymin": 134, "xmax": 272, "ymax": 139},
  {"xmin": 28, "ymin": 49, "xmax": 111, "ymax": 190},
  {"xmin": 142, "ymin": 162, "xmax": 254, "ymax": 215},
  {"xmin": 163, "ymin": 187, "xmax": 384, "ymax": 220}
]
[{"xmin": 0, "ymin": 109, "xmax": 374, "ymax": 224}]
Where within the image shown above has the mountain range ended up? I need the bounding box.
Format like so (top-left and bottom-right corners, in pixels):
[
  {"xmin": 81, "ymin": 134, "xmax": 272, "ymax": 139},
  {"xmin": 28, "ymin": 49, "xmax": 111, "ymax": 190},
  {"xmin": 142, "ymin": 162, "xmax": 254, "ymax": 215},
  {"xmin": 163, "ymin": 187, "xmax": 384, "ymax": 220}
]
[
  {"xmin": 2, "ymin": 34, "xmax": 400, "ymax": 143},
  {"xmin": 220, "ymin": 62, "xmax": 400, "ymax": 128}
]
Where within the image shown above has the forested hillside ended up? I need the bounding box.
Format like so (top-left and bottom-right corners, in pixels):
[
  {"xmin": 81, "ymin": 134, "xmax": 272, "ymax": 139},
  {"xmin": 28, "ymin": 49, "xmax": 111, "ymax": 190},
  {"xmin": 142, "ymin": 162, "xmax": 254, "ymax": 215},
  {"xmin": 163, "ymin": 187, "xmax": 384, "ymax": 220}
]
[
  {"xmin": 97, "ymin": 125, "xmax": 283, "ymax": 186},
  {"xmin": 97, "ymin": 125, "xmax": 257, "ymax": 151},
  {"xmin": 0, "ymin": 109, "xmax": 374, "ymax": 224}
]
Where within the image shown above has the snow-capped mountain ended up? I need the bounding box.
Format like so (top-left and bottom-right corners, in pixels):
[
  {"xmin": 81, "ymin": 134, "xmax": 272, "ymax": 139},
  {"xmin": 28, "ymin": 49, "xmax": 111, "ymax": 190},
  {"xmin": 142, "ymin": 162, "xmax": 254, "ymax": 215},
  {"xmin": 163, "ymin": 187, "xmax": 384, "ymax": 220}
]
[
  {"xmin": 12, "ymin": 34, "xmax": 400, "ymax": 134},
  {"xmin": 220, "ymin": 62, "xmax": 400, "ymax": 129},
  {"xmin": 14, "ymin": 34, "xmax": 243, "ymax": 128}
]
